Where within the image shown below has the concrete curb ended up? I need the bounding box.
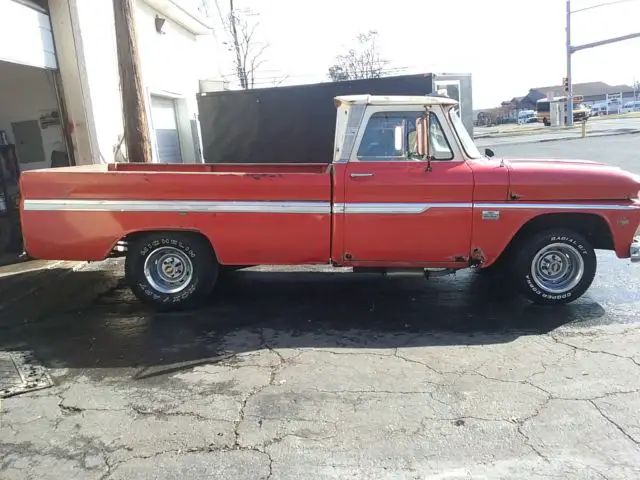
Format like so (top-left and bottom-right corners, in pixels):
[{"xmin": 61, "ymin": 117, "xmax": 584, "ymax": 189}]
[
  {"xmin": 483, "ymin": 129, "xmax": 640, "ymax": 147},
  {"xmin": 475, "ymin": 114, "xmax": 640, "ymax": 140},
  {"xmin": 474, "ymin": 128, "xmax": 548, "ymax": 140},
  {"xmin": 537, "ymin": 129, "xmax": 640, "ymax": 144}
]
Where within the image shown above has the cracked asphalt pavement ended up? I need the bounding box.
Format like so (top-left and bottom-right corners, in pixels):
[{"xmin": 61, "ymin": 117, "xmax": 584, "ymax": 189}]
[{"xmin": 1, "ymin": 134, "xmax": 640, "ymax": 479}]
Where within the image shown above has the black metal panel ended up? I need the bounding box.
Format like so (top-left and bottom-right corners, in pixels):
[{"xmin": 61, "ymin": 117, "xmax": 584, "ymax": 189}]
[{"xmin": 197, "ymin": 74, "xmax": 434, "ymax": 164}]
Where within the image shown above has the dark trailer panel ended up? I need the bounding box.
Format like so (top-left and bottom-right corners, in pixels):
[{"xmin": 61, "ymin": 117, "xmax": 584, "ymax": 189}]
[{"xmin": 197, "ymin": 74, "xmax": 434, "ymax": 164}]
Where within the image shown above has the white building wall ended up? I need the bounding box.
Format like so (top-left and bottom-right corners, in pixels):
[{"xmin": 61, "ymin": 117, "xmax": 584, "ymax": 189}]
[
  {"xmin": 47, "ymin": 0, "xmax": 95, "ymax": 165},
  {"xmin": 136, "ymin": 1, "xmax": 201, "ymax": 162},
  {"xmin": 73, "ymin": 0, "xmax": 124, "ymax": 164},
  {"xmin": 47, "ymin": 0, "xmax": 219, "ymax": 165},
  {"xmin": 48, "ymin": 0, "xmax": 122, "ymax": 165}
]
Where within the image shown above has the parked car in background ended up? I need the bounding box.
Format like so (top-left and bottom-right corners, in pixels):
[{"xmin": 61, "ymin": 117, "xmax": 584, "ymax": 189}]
[
  {"xmin": 536, "ymin": 95, "xmax": 588, "ymax": 126},
  {"xmin": 606, "ymin": 99, "xmax": 622, "ymax": 115},
  {"xmin": 590, "ymin": 103, "xmax": 609, "ymax": 116},
  {"xmin": 517, "ymin": 110, "xmax": 537, "ymax": 124},
  {"xmin": 622, "ymin": 100, "xmax": 640, "ymax": 113}
]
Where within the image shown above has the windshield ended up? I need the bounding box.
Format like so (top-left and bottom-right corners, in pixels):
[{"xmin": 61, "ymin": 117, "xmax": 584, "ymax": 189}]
[{"xmin": 448, "ymin": 107, "xmax": 482, "ymax": 159}]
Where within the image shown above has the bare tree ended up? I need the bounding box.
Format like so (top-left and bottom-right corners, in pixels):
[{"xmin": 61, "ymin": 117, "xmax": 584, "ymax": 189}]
[
  {"xmin": 327, "ymin": 31, "xmax": 388, "ymax": 82},
  {"xmin": 224, "ymin": 1, "xmax": 269, "ymax": 89}
]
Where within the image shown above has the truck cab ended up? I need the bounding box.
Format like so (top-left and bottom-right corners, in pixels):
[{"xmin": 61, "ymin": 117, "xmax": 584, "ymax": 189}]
[
  {"xmin": 330, "ymin": 95, "xmax": 488, "ymax": 268},
  {"xmin": 18, "ymin": 95, "xmax": 640, "ymax": 311}
]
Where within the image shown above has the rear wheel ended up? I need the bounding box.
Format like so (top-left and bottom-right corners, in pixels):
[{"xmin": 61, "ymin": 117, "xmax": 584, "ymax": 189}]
[
  {"xmin": 125, "ymin": 232, "xmax": 218, "ymax": 311},
  {"xmin": 511, "ymin": 229, "xmax": 596, "ymax": 305}
]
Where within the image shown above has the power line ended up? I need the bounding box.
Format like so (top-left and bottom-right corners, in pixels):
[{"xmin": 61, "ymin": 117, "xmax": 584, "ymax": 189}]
[
  {"xmin": 220, "ymin": 65, "xmax": 416, "ymax": 83},
  {"xmin": 212, "ymin": 0, "xmax": 227, "ymax": 23}
]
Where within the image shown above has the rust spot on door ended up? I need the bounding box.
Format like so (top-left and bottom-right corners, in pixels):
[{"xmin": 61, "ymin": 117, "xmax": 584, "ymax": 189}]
[{"xmin": 470, "ymin": 247, "xmax": 486, "ymax": 266}]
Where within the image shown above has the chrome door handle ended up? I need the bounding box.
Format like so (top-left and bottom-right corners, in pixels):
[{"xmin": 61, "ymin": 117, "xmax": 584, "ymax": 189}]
[{"xmin": 350, "ymin": 172, "xmax": 375, "ymax": 178}]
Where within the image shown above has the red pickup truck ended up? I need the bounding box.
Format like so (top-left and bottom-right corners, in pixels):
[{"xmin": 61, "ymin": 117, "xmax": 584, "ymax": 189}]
[{"xmin": 19, "ymin": 95, "xmax": 640, "ymax": 310}]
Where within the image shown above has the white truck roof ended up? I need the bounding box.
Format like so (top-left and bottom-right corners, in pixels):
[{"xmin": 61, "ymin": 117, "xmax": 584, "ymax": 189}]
[{"xmin": 335, "ymin": 94, "xmax": 458, "ymax": 107}]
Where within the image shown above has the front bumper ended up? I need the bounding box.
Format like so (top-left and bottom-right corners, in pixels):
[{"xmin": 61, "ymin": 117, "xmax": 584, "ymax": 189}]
[{"xmin": 631, "ymin": 237, "xmax": 640, "ymax": 263}]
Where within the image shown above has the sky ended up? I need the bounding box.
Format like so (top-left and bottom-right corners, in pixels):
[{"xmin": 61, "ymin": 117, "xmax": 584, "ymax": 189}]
[{"xmin": 208, "ymin": 0, "xmax": 640, "ymax": 109}]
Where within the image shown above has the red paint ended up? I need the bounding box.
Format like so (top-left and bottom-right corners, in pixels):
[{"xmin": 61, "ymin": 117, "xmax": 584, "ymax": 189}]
[
  {"xmin": 19, "ymin": 158, "xmax": 640, "ymax": 267},
  {"xmin": 337, "ymin": 161, "xmax": 474, "ymax": 264}
]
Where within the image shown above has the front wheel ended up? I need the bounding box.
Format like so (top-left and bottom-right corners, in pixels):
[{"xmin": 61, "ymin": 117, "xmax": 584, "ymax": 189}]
[
  {"xmin": 512, "ymin": 229, "xmax": 596, "ymax": 305},
  {"xmin": 125, "ymin": 232, "xmax": 218, "ymax": 311}
]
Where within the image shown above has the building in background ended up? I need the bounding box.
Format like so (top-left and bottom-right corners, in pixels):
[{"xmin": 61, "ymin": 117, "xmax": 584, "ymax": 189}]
[
  {"xmin": 0, "ymin": 0, "xmax": 224, "ymax": 172},
  {"xmin": 516, "ymin": 82, "xmax": 637, "ymax": 111},
  {"xmin": 475, "ymin": 81, "xmax": 637, "ymax": 125}
]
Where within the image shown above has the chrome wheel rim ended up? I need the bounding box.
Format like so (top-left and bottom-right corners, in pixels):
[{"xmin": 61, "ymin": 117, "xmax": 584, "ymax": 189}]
[
  {"xmin": 143, "ymin": 247, "xmax": 193, "ymax": 294},
  {"xmin": 531, "ymin": 243, "xmax": 584, "ymax": 294}
]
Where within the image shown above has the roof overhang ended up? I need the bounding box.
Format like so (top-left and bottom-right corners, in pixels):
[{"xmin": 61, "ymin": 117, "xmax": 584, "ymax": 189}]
[{"xmin": 143, "ymin": 0, "xmax": 214, "ymax": 35}]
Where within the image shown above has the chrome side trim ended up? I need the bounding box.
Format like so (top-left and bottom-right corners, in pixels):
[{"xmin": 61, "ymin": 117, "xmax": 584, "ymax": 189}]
[
  {"xmin": 23, "ymin": 199, "xmax": 331, "ymax": 214},
  {"xmin": 23, "ymin": 199, "xmax": 640, "ymax": 215},
  {"xmin": 334, "ymin": 202, "xmax": 472, "ymax": 214},
  {"xmin": 333, "ymin": 203, "xmax": 346, "ymax": 214},
  {"xmin": 474, "ymin": 202, "xmax": 640, "ymax": 211}
]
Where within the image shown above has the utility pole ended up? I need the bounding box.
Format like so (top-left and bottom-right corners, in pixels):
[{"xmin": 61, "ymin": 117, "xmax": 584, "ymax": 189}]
[
  {"xmin": 113, "ymin": 0, "xmax": 152, "ymax": 163},
  {"xmin": 566, "ymin": 0, "xmax": 573, "ymax": 126},
  {"xmin": 565, "ymin": 0, "xmax": 640, "ymax": 127},
  {"xmin": 229, "ymin": 0, "xmax": 247, "ymax": 89}
]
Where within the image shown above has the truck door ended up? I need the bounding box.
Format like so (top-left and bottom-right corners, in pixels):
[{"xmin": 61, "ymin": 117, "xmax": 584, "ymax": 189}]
[{"xmin": 340, "ymin": 108, "xmax": 474, "ymax": 265}]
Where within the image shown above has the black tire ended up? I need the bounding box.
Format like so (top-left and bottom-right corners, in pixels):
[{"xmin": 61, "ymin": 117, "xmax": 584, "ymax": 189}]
[
  {"xmin": 125, "ymin": 232, "xmax": 218, "ymax": 311},
  {"xmin": 475, "ymin": 247, "xmax": 512, "ymax": 276},
  {"xmin": 512, "ymin": 229, "xmax": 596, "ymax": 305}
]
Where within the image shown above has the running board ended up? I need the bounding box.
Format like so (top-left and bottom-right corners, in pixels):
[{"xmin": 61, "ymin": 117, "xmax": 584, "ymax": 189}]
[{"xmin": 352, "ymin": 267, "xmax": 457, "ymax": 278}]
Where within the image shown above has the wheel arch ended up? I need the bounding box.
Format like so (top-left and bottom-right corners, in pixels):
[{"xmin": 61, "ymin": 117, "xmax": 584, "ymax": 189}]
[
  {"xmin": 497, "ymin": 212, "xmax": 613, "ymax": 263},
  {"xmin": 111, "ymin": 229, "xmax": 219, "ymax": 263}
]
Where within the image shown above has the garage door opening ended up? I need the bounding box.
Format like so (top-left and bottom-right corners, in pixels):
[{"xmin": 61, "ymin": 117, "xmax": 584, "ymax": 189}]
[
  {"xmin": 0, "ymin": 61, "xmax": 69, "ymax": 172},
  {"xmin": 0, "ymin": 1, "xmax": 73, "ymax": 261},
  {"xmin": 151, "ymin": 95, "xmax": 183, "ymax": 163},
  {"xmin": 0, "ymin": 61, "xmax": 69, "ymax": 258}
]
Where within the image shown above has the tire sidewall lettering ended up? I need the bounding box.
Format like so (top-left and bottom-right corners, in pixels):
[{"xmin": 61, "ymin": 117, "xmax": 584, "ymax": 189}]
[
  {"xmin": 549, "ymin": 236, "xmax": 588, "ymax": 256},
  {"xmin": 523, "ymin": 233, "xmax": 593, "ymax": 301},
  {"xmin": 137, "ymin": 237, "xmax": 199, "ymax": 303},
  {"xmin": 525, "ymin": 273, "xmax": 574, "ymax": 300}
]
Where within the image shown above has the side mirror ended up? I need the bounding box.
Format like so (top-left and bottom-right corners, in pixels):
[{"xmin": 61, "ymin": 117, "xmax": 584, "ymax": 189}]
[
  {"xmin": 485, "ymin": 148, "xmax": 495, "ymax": 158},
  {"xmin": 416, "ymin": 115, "xmax": 429, "ymax": 157},
  {"xmin": 393, "ymin": 125, "xmax": 403, "ymax": 152}
]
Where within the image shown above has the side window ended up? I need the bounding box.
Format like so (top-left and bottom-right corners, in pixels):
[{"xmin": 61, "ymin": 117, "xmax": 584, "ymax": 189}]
[
  {"xmin": 356, "ymin": 111, "xmax": 454, "ymax": 161},
  {"xmin": 356, "ymin": 112, "xmax": 420, "ymax": 161},
  {"xmin": 428, "ymin": 112, "xmax": 454, "ymax": 160}
]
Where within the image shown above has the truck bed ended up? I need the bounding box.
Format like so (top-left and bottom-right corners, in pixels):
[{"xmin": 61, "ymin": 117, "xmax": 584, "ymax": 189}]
[
  {"xmin": 108, "ymin": 163, "xmax": 330, "ymax": 174},
  {"xmin": 19, "ymin": 163, "xmax": 333, "ymax": 264}
]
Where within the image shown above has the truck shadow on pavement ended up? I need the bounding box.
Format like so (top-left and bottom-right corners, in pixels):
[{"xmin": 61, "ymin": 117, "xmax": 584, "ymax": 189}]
[{"xmin": 0, "ymin": 263, "xmax": 610, "ymax": 377}]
